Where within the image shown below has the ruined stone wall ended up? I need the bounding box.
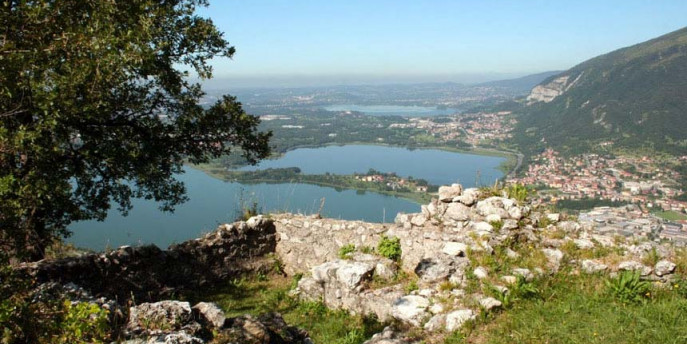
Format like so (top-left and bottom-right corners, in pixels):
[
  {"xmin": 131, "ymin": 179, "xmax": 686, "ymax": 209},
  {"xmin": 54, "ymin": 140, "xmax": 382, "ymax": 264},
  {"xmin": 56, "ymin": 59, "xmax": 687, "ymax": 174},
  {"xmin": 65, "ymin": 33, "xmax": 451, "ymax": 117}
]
[{"xmin": 21, "ymin": 216, "xmax": 277, "ymax": 302}]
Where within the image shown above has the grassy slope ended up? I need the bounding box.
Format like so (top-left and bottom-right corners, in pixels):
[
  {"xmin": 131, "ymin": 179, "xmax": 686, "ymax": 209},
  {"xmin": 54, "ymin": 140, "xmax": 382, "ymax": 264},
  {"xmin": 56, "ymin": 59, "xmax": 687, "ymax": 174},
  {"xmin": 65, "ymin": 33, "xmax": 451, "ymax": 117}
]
[{"xmin": 467, "ymin": 272, "xmax": 687, "ymax": 344}]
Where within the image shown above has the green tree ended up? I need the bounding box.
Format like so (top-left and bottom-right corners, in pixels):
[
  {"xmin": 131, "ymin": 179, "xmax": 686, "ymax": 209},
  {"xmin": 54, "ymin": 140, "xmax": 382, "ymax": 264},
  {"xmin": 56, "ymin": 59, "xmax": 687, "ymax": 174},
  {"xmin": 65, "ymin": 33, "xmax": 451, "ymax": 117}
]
[{"xmin": 0, "ymin": 0, "xmax": 271, "ymax": 260}]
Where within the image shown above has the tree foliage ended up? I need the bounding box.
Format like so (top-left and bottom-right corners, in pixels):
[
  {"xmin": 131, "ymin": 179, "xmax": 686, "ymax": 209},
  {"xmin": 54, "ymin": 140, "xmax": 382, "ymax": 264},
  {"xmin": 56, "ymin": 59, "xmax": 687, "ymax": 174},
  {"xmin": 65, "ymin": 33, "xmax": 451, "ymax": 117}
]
[{"xmin": 0, "ymin": 0, "xmax": 271, "ymax": 259}]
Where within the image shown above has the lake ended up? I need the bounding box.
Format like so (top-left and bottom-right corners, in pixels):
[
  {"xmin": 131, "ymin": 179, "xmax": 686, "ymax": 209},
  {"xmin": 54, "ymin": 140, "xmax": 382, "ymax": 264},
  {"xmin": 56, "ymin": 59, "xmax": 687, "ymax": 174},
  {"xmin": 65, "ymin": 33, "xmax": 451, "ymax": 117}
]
[
  {"xmin": 240, "ymin": 145, "xmax": 505, "ymax": 186},
  {"xmin": 68, "ymin": 145, "xmax": 505, "ymax": 250},
  {"xmin": 324, "ymin": 104, "xmax": 456, "ymax": 117}
]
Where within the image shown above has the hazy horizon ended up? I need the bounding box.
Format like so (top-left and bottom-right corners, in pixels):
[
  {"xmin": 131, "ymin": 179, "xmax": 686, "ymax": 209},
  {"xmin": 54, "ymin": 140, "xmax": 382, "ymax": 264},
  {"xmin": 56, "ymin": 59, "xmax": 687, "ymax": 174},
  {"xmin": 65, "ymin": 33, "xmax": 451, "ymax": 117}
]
[
  {"xmin": 196, "ymin": 71, "xmax": 542, "ymax": 90},
  {"xmin": 194, "ymin": 0, "xmax": 687, "ymax": 89}
]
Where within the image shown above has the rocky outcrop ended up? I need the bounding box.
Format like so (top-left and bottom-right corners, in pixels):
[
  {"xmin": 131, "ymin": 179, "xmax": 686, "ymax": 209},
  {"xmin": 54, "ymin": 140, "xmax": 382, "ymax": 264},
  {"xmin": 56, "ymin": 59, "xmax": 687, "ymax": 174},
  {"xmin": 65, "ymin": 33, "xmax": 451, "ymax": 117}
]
[
  {"xmin": 124, "ymin": 301, "xmax": 310, "ymax": 343},
  {"xmin": 526, "ymin": 72, "xmax": 583, "ymax": 104}
]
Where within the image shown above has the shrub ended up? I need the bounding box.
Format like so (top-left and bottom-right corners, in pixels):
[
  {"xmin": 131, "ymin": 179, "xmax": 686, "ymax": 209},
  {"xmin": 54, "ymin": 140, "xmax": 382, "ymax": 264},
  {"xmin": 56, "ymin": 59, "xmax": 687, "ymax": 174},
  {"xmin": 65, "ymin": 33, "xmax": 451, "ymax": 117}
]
[
  {"xmin": 338, "ymin": 244, "xmax": 356, "ymax": 259},
  {"xmin": 605, "ymin": 270, "xmax": 651, "ymax": 303},
  {"xmin": 506, "ymin": 183, "xmax": 530, "ymax": 203},
  {"xmin": 404, "ymin": 279, "xmax": 419, "ymax": 294},
  {"xmin": 377, "ymin": 235, "xmax": 402, "ymax": 261}
]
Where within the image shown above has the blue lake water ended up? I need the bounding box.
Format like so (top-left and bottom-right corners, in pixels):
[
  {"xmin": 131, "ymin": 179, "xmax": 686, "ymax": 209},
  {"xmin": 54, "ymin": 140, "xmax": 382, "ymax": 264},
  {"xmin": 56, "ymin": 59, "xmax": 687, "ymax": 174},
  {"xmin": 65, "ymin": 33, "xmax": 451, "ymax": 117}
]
[
  {"xmin": 324, "ymin": 104, "xmax": 456, "ymax": 117},
  {"xmin": 240, "ymin": 145, "xmax": 505, "ymax": 186},
  {"xmin": 68, "ymin": 145, "xmax": 505, "ymax": 250}
]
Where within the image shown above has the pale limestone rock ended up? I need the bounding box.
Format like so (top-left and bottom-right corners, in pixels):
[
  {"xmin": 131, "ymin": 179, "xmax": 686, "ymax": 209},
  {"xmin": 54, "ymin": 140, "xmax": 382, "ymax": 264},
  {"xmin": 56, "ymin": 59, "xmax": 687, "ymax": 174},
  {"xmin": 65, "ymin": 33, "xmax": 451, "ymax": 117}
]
[{"xmin": 445, "ymin": 309, "xmax": 476, "ymax": 332}]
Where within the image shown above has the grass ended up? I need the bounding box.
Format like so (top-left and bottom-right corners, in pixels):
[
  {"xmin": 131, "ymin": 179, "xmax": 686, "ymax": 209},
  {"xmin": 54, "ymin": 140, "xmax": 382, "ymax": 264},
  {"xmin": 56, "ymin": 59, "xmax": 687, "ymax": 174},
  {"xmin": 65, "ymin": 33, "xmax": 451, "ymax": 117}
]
[
  {"xmin": 187, "ymin": 275, "xmax": 384, "ymax": 344},
  {"xmin": 653, "ymin": 210, "xmax": 687, "ymax": 222},
  {"xmin": 460, "ymin": 272, "xmax": 687, "ymax": 344}
]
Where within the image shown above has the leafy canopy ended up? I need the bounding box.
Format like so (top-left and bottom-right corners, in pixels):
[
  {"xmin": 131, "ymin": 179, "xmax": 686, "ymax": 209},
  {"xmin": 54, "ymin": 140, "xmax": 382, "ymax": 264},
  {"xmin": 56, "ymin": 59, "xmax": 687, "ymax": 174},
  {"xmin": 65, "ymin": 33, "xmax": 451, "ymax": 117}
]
[{"xmin": 0, "ymin": 0, "xmax": 271, "ymax": 259}]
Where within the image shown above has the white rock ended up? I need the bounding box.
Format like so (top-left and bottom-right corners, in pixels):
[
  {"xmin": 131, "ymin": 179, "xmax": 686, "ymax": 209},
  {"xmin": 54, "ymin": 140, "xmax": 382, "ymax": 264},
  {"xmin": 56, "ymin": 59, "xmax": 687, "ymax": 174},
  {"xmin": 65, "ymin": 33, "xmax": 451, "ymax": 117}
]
[
  {"xmin": 512, "ymin": 268, "xmax": 534, "ymax": 281},
  {"xmin": 410, "ymin": 215, "xmax": 427, "ymax": 227},
  {"xmin": 574, "ymin": 239, "xmax": 595, "ymax": 250},
  {"xmin": 391, "ymin": 296, "xmax": 430, "ymax": 326},
  {"xmin": 546, "ymin": 213, "xmax": 560, "ymax": 222},
  {"xmin": 508, "ymin": 207, "xmax": 523, "ymax": 220},
  {"xmin": 581, "ymin": 260, "xmax": 608, "ymax": 274},
  {"xmin": 542, "ymin": 248, "xmax": 564, "ymax": 268},
  {"xmin": 486, "ymin": 214, "xmax": 502, "ymax": 223},
  {"xmin": 445, "ymin": 309, "xmax": 476, "ymax": 332},
  {"xmin": 453, "ymin": 188, "xmax": 480, "ymax": 206},
  {"xmin": 439, "ymin": 184, "xmax": 463, "ymax": 202},
  {"xmin": 442, "ymin": 242, "xmax": 468, "ymax": 256},
  {"xmin": 505, "ymin": 248, "xmax": 520, "ymax": 259},
  {"xmin": 655, "ymin": 260, "xmax": 676, "ymax": 277},
  {"xmin": 618, "ymin": 261, "xmax": 653, "ymax": 276},
  {"xmin": 479, "ymin": 297, "xmax": 502, "ymax": 311},
  {"xmin": 424, "ymin": 314, "xmax": 446, "ymax": 332},
  {"xmin": 192, "ymin": 302, "xmax": 225, "ymax": 328},
  {"xmin": 472, "ymin": 221, "xmax": 494, "ymax": 233},
  {"xmin": 473, "ymin": 266, "xmax": 489, "ymax": 279},
  {"xmin": 429, "ymin": 303, "xmax": 445, "ymax": 314},
  {"xmin": 501, "ymin": 275, "xmax": 517, "ymax": 284},
  {"xmin": 444, "ymin": 203, "xmax": 472, "ymax": 222}
]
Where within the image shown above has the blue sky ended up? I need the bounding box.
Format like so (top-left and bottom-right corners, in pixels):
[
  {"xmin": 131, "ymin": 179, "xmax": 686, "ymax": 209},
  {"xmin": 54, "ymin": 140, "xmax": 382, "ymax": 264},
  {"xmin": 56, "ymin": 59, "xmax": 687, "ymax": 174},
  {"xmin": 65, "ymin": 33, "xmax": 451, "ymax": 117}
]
[{"xmin": 196, "ymin": 0, "xmax": 687, "ymax": 86}]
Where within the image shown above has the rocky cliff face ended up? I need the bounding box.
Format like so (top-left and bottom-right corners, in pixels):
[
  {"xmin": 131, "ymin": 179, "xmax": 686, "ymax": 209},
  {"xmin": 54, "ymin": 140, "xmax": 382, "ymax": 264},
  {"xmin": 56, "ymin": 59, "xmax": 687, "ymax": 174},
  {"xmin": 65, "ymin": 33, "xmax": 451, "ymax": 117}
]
[{"xmin": 525, "ymin": 72, "xmax": 583, "ymax": 104}]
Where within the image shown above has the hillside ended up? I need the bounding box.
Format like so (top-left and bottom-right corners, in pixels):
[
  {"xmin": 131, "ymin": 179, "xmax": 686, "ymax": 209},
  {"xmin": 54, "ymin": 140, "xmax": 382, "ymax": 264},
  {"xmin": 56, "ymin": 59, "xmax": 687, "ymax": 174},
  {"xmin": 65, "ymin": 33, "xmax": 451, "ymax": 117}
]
[
  {"xmin": 514, "ymin": 27, "xmax": 687, "ymax": 156},
  {"xmin": 477, "ymin": 71, "xmax": 562, "ymax": 93}
]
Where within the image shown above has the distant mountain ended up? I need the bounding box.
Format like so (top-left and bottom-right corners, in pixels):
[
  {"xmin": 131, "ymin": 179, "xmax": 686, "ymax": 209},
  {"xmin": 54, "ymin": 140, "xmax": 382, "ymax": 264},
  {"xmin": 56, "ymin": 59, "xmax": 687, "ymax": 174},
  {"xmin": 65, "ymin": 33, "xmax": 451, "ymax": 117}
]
[
  {"xmin": 515, "ymin": 27, "xmax": 687, "ymax": 156},
  {"xmin": 477, "ymin": 71, "xmax": 562, "ymax": 92}
]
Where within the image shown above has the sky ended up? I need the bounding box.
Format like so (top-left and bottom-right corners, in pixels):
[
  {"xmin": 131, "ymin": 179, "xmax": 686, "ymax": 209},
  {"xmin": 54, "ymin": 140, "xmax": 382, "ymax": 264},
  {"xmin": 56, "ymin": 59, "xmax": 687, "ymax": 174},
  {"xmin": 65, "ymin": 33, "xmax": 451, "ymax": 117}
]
[{"xmin": 195, "ymin": 0, "xmax": 687, "ymax": 87}]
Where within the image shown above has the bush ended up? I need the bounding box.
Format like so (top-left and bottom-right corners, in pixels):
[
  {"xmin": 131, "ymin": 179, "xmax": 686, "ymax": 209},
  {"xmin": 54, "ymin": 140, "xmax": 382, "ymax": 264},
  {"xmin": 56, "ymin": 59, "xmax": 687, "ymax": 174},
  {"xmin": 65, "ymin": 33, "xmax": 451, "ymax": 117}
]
[
  {"xmin": 0, "ymin": 264, "xmax": 110, "ymax": 343},
  {"xmin": 506, "ymin": 183, "xmax": 530, "ymax": 203},
  {"xmin": 605, "ymin": 270, "xmax": 651, "ymax": 303},
  {"xmin": 338, "ymin": 244, "xmax": 356, "ymax": 259},
  {"xmin": 377, "ymin": 236, "xmax": 402, "ymax": 261}
]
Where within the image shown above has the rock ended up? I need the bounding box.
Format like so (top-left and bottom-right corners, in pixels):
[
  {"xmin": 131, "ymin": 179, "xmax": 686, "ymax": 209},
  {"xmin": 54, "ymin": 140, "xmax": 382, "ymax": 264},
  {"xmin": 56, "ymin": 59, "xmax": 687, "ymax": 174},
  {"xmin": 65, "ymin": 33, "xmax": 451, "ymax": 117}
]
[
  {"xmin": 444, "ymin": 203, "xmax": 472, "ymax": 222},
  {"xmin": 410, "ymin": 215, "xmax": 427, "ymax": 227},
  {"xmin": 473, "ymin": 266, "xmax": 489, "ymax": 279},
  {"xmin": 479, "ymin": 297, "xmax": 502, "ymax": 311},
  {"xmin": 546, "ymin": 213, "xmax": 560, "ymax": 222},
  {"xmin": 475, "ymin": 197, "xmax": 511, "ymax": 219},
  {"xmin": 542, "ymin": 249, "xmax": 564, "ymax": 270},
  {"xmin": 442, "ymin": 242, "xmax": 468, "ymax": 256},
  {"xmin": 429, "ymin": 303, "xmax": 445, "ymax": 314},
  {"xmin": 512, "ymin": 268, "xmax": 534, "ymax": 281},
  {"xmin": 508, "ymin": 207, "xmax": 523, "ymax": 220},
  {"xmin": 312, "ymin": 260, "xmax": 375, "ymax": 289},
  {"xmin": 558, "ymin": 221, "xmax": 581, "ymax": 233},
  {"xmin": 581, "ymin": 260, "xmax": 608, "ymax": 274},
  {"xmin": 445, "ymin": 309, "xmax": 476, "ymax": 332},
  {"xmin": 127, "ymin": 301, "xmax": 193, "ymax": 335},
  {"xmin": 471, "ymin": 221, "xmax": 494, "ymax": 233},
  {"xmin": 363, "ymin": 326, "xmax": 417, "ymax": 344},
  {"xmin": 591, "ymin": 234, "xmax": 615, "ymax": 247},
  {"xmin": 439, "ymin": 184, "xmax": 463, "ymax": 202},
  {"xmin": 415, "ymin": 256, "xmax": 469, "ymax": 283},
  {"xmin": 424, "ymin": 314, "xmax": 446, "ymax": 332},
  {"xmin": 391, "ymin": 296, "xmax": 430, "ymax": 326},
  {"xmin": 123, "ymin": 332, "xmax": 204, "ymax": 344},
  {"xmin": 486, "ymin": 214, "xmax": 502, "ymax": 223},
  {"xmin": 192, "ymin": 302, "xmax": 225, "ymax": 328},
  {"xmin": 655, "ymin": 260, "xmax": 676, "ymax": 277},
  {"xmin": 574, "ymin": 239, "xmax": 595, "ymax": 250},
  {"xmin": 501, "ymin": 275, "xmax": 517, "ymax": 284},
  {"xmin": 224, "ymin": 313, "xmax": 310, "ymax": 344},
  {"xmin": 618, "ymin": 261, "xmax": 653, "ymax": 276},
  {"xmin": 502, "ymin": 219, "xmax": 519, "ymax": 231},
  {"xmin": 505, "ymin": 248, "xmax": 520, "ymax": 259},
  {"xmin": 453, "ymin": 188, "xmax": 480, "ymax": 206}
]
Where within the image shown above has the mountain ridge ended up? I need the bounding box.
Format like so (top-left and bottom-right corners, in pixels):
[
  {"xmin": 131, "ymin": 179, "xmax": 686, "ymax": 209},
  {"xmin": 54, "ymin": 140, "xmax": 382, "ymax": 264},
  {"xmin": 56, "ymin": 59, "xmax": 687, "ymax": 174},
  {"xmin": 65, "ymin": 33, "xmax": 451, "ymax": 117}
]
[{"xmin": 515, "ymin": 26, "xmax": 687, "ymax": 156}]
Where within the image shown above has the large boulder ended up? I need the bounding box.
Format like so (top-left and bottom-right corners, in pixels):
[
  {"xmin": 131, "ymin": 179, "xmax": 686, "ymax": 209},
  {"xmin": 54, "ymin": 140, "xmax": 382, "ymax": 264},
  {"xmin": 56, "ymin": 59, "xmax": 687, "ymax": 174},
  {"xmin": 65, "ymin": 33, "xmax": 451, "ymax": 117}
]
[{"xmin": 127, "ymin": 301, "xmax": 195, "ymax": 336}]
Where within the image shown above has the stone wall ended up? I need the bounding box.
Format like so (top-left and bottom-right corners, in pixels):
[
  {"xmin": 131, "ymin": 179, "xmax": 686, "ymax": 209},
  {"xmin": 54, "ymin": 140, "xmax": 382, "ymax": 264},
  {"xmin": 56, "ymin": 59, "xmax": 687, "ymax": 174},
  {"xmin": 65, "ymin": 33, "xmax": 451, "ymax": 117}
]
[{"xmin": 21, "ymin": 216, "xmax": 277, "ymax": 302}]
